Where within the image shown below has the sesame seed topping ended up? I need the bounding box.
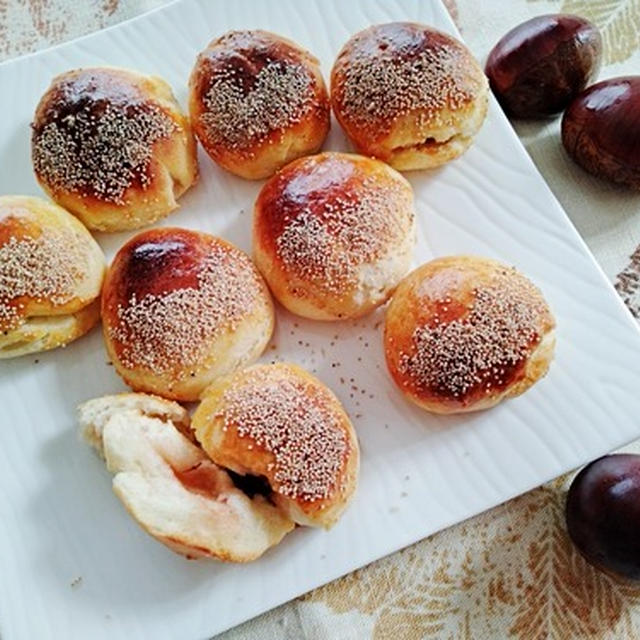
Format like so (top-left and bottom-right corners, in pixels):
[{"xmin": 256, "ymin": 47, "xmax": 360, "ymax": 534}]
[
  {"xmin": 109, "ymin": 245, "xmax": 260, "ymax": 377},
  {"xmin": 399, "ymin": 269, "xmax": 547, "ymax": 399},
  {"xmin": 337, "ymin": 26, "xmax": 477, "ymax": 135},
  {"xmin": 32, "ymin": 97, "xmax": 177, "ymax": 205},
  {"xmin": 219, "ymin": 368, "xmax": 348, "ymax": 502},
  {"xmin": 275, "ymin": 175, "xmax": 412, "ymax": 295},
  {"xmin": 200, "ymin": 60, "xmax": 315, "ymax": 152},
  {"xmin": 0, "ymin": 230, "xmax": 87, "ymax": 331}
]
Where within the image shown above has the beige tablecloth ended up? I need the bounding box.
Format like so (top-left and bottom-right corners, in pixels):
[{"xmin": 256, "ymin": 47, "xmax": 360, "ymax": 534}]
[{"xmin": 3, "ymin": 1, "xmax": 640, "ymax": 638}]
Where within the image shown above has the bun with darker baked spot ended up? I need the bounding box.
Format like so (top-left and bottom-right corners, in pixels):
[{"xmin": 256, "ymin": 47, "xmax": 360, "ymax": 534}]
[
  {"xmin": 384, "ymin": 256, "xmax": 555, "ymax": 414},
  {"xmin": 331, "ymin": 22, "xmax": 488, "ymax": 171},
  {"xmin": 102, "ymin": 227, "xmax": 274, "ymax": 402},
  {"xmin": 253, "ymin": 151, "xmax": 416, "ymax": 320},
  {"xmin": 189, "ymin": 30, "xmax": 330, "ymax": 180}
]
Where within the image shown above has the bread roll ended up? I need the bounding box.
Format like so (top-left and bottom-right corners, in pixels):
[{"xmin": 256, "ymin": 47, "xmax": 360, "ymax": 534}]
[
  {"xmin": 384, "ymin": 256, "xmax": 556, "ymax": 414},
  {"xmin": 79, "ymin": 393, "xmax": 293, "ymax": 561},
  {"xmin": 253, "ymin": 152, "xmax": 416, "ymax": 320},
  {"xmin": 331, "ymin": 22, "xmax": 488, "ymax": 170},
  {"xmin": 32, "ymin": 67, "xmax": 198, "ymax": 232},
  {"xmin": 189, "ymin": 30, "xmax": 330, "ymax": 179},
  {"xmin": 102, "ymin": 228, "xmax": 274, "ymax": 402},
  {"xmin": 192, "ymin": 363, "xmax": 359, "ymax": 529},
  {"xmin": 0, "ymin": 195, "xmax": 104, "ymax": 358}
]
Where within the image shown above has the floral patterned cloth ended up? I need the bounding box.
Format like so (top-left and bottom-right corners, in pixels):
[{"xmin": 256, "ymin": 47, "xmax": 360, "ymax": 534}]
[{"xmin": 3, "ymin": 1, "xmax": 640, "ymax": 638}]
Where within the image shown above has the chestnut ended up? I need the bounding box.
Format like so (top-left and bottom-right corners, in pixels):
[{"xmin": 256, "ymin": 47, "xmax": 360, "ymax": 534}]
[
  {"xmin": 485, "ymin": 14, "xmax": 602, "ymax": 118},
  {"xmin": 566, "ymin": 455, "xmax": 640, "ymax": 580},
  {"xmin": 562, "ymin": 76, "xmax": 640, "ymax": 190}
]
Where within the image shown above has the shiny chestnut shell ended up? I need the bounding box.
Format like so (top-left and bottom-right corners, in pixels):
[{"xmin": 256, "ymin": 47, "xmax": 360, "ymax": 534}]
[
  {"xmin": 486, "ymin": 14, "xmax": 602, "ymax": 118},
  {"xmin": 566, "ymin": 454, "xmax": 640, "ymax": 580},
  {"xmin": 562, "ymin": 76, "xmax": 640, "ymax": 189}
]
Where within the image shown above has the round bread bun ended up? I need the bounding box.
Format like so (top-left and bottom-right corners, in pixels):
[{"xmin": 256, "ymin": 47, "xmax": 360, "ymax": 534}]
[
  {"xmin": 189, "ymin": 30, "xmax": 330, "ymax": 179},
  {"xmin": 102, "ymin": 227, "xmax": 274, "ymax": 402},
  {"xmin": 330, "ymin": 22, "xmax": 489, "ymax": 171},
  {"xmin": 31, "ymin": 67, "xmax": 198, "ymax": 232},
  {"xmin": 253, "ymin": 152, "xmax": 416, "ymax": 320},
  {"xmin": 384, "ymin": 256, "xmax": 556, "ymax": 414},
  {"xmin": 192, "ymin": 363, "xmax": 359, "ymax": 529},
  {"xmin": 0, "ymin": 195, "xmax": 105, "ymax": 358},
  {"xmin": 78, "ymin": 393, "xmax": 293, "ymax": 561}
]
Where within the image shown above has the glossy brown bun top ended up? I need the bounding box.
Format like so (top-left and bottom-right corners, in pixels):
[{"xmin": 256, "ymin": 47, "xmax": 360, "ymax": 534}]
[
  {"xmin": 253, "ymin": 152, "xmax": 415, "ymax": 319},
  {"xmin": 31, "ymin": 67, "xmax": 198, "ymax": 230},
  {"xmin": 0, "ymin": 196, "xmax": 103, "ymax": 332},
  {"xmin": 102, "ymin": 227, "xmax": 273, "ymax": 401},
  {"xmin": 331, "ymin": 22, "xmax": 488, "ymax": 167},
  {"xmin": 0, "ymin": 195, "xmax": 105, "ymax": 356},
  {"xmin": 105, "ymin": 227, "xmax": 218, "ymax": 303},
  {"xmin": 189, "ymin": 30, "xmax": 330, "ymax": 178},
  {"xmin": 385, "ymin": 256, "xmax": 556, "ymax": 413},
  {"xmin": 192, "ymin": 363, "xmax": 359, "ymax": 528}
]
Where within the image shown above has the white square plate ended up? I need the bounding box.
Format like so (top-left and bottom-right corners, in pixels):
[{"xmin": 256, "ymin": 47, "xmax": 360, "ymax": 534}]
[{"xmin": 2, "ymin": 1, "xmax": 640, "ymax": 638}]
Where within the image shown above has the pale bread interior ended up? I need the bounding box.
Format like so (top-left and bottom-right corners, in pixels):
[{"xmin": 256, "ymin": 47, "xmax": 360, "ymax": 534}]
[{"xmin": 78, "ymin": 394, "xmax": 293, "ymax": 561}]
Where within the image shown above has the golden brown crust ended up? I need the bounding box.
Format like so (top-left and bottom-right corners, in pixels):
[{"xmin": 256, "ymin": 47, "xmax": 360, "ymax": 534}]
[
  {"xmin": 0, "ymin": 298, "xmax": 101, "ymax": 359},
  {"xmin": 330, "ymin": 22, "xmax": 488, "ymax": 170},
  {"xmin": 0, "ymin": 195, "xmax": 105, "ymax": 357},
  {"xmin": 253, "ymin": 152, "xmax": 416, "ymax": 320},
  {"xmin": 192, "ymin": 363, "xmax": 359, "ymax": 529},
  {"xmin": 31, "ymin": 67, "xmax": 199, "ymax": 232},
  {"xmin": 102, "ymin": 227, "xmax": 274, "ymax": 401},
  {"xmin": 189, "ymin": 30, "xmax": 330, "ymax": 179},
  {"xmin": 384, "ymin": 256, "xmax": 556, "ymax": 414}
]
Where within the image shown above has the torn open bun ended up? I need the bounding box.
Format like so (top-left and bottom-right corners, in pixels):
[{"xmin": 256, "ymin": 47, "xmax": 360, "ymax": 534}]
[
  {"xmin": 192, "ymin": 363, "xmax": 359, "ymax": 529},
  {"xmin": 78, "ymin": 393, "xmax": 293, "ymax": 561}
]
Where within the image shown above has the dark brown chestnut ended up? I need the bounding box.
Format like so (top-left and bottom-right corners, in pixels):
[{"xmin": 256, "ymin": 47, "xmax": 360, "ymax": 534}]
[
  {"xmin": 566, "ymin": 455, "xmax": 640, "ymax": 580},
  {"xmin": 562, "ymin": 76, "xmax": 640, "ymax": 190},
  {"xmin": 485, "ymin": 14, "xmax": 602, "ymax": 118}
]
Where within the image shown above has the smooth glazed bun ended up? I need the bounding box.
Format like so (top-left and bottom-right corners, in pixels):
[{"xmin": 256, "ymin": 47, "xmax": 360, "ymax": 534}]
[
  {"xmin": 32, "ymin": 67, "xmax": 198, "ymax": 232},
  {"xmin": 331, "ymin": 23, "xmax": 488, "ymax": 170},
  {"xmin": 79, "ymin": 393, "xmax": 293, "ymax": 561},
  {"xmin": 0, "ymin": 195, "xmax": 105, "ymax": 358},
  {"xmin": 189, "ymin": 30, "xmax": 330, "ymax": 179},
  {"xmin": 253, "ymin": 152, "xmax": 416, "ymax": 320},
  {"xmin": 192, "ymin": 363, "xmax": 359, "ymax": 529},
  {"xmin": 102, "ymin": 228, "xmax": 274, "ymax": 402},
  {"xmin": 384, "ymin": 256, "xmax": 555, "ymax": 414}
]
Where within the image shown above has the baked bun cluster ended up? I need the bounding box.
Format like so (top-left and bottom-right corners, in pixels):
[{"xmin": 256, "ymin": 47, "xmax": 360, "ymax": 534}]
[
  {"xmin": 101, "ymin": 227, "xmax": 274, "ymax": 402},
  {"xmin": 331, "ymin": 22, "xmax": 489, "ymax": 170},
  {"xmin": 79, "ymin": 393, "xmax": 293, "ymax": 561},
  {"xmin": 0, "ymin": 195, "xmax": 105, "ymax": 358},
  {"xmin": 192, "ymin": 363, "xmax": 359, "ymax": 529},
  {"xmin": 14, "ymin": 21, "xmax": 556, "ymax": 565},
  {"xmin": 253, "ymin": 152, "xmax": 416, "ymax": 320},
  {"xmin": 384, "ymin": 256, "xmax": 555, "ymax": 414},
  {"xmin": 31, "ymin": 67, "xmax": 198, "ymax": 232},
  {"xmin": 189, "ymin": 30, "xmax": 330, "ymax": 179}
]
